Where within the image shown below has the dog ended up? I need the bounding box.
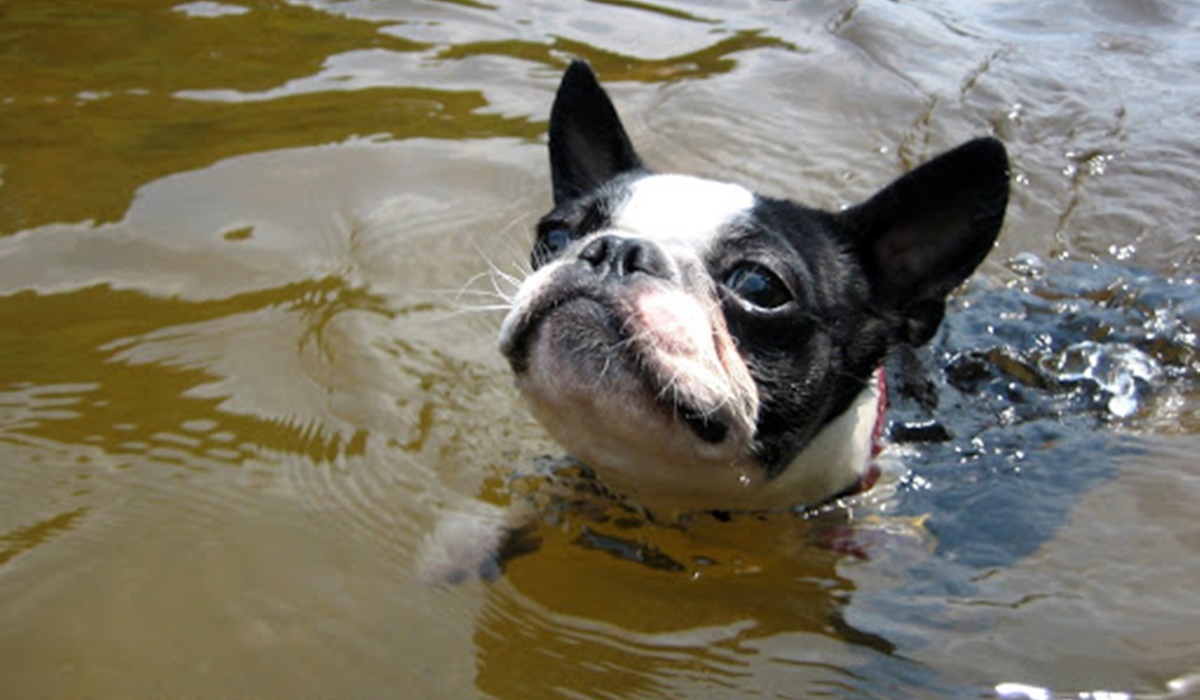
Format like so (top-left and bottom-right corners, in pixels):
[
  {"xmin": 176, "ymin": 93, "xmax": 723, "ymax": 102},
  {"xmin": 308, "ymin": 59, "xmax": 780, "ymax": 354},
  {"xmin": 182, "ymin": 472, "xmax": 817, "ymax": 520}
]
[{"xmin": 498, "ymin": 61, "xmax": 1009, "ymax": 515}]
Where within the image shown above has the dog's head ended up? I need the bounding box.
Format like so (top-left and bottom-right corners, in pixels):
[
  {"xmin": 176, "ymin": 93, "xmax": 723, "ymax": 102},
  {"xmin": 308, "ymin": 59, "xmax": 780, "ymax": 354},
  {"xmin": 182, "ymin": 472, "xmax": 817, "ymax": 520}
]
[{"xmin": 499, "ymin": 61, "xmax": 1008, "ymax": 513}]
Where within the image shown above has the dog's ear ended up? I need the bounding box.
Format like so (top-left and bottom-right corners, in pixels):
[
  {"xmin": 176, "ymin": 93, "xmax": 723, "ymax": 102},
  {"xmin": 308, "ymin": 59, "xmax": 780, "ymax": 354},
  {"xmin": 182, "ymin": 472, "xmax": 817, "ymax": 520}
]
[
  {"xmin": 549, "ymin": 60, "xmax": 644, "ymax": 205},
  {"xmin": 839, "ymin": 138, "xmax": 1009, "ymax": 346}
]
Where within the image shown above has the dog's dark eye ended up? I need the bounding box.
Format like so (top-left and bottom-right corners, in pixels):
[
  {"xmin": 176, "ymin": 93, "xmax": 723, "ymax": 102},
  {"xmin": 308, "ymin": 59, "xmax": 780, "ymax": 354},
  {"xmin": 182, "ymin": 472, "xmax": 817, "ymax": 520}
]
[
  {"xmin": 544, "ymin": 227, "xmax": 573, "ymax": 254},
  {"xmin": 532, "ymin": 227, "xmax": 575, "ymax": 268},
  {"xmin": 723, "ymin": 263, "xmax": 792, "ymax": 310}
]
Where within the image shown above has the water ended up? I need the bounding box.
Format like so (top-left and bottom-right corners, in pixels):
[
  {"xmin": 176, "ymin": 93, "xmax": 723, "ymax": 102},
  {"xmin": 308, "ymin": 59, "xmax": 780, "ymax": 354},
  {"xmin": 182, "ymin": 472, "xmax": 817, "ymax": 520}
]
[{"xmin": 1, "ymin": 1, "xmax": 1198, "ymax": 697}]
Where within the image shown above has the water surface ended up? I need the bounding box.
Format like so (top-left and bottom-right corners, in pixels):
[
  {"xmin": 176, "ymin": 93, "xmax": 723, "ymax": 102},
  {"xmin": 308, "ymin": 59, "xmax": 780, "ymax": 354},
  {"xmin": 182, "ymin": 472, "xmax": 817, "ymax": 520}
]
[{"xmin": 1, "ymin": 1, "xmax": 1197, "ymax": 698}]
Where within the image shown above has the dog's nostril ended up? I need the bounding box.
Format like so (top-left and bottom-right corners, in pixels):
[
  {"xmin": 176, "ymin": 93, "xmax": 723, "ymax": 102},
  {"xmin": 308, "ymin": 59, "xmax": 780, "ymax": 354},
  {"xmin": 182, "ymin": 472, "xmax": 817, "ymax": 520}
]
[
  {"xmin": 579, "ymin": 236, "xmax": 612, "ymax": 268},
  {"xmin": 579, "ymin": 235, "xmax": 670, "ymax": 280},
  {"xmin": 617, "ymin": 241, "xmax": 651, "ymax": 276}
]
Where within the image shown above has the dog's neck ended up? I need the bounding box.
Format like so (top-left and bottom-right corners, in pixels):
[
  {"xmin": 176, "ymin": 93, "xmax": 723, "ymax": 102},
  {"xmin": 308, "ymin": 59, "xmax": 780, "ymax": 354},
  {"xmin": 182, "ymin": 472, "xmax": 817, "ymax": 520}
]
[
  {"xmin": 588, "ymin": 370, "xmax": 888, "ymax": 516},
  {"xmin": 750, "ymin": 367, "xmax": 886, "ymax": 510}
]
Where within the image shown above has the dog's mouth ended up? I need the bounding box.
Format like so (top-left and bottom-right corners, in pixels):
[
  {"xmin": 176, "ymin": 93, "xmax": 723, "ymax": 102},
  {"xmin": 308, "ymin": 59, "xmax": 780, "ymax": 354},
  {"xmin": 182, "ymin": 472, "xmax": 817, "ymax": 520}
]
[
  {"xmin": 499, "ymin": 281, "xmax": 757, "ymax": 451},
  {"xmin": 497, "ymin": 287, "xmax": 587, "ymax": 376},
  {"xmin": 678, "ymin": 408, "xmax": 729, "ymax": 444}
]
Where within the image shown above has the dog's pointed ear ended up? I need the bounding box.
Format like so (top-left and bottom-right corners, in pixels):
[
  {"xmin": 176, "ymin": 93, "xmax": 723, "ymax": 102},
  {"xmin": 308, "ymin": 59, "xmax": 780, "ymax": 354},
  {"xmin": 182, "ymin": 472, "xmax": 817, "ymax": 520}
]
[
  {"xmin": 839, "ymin": 137, "xmax": 1009, "ymax": 346},
  {"xmin": 549, "ymin": 60, "xmax": 644, "ymax": 205}
]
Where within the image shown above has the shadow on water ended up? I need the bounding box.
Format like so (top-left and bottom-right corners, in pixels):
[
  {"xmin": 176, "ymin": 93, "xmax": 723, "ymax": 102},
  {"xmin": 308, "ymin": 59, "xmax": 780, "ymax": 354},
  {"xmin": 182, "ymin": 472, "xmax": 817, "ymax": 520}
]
[{"xmin": 470, "ymin": 472, "xmax": 908, "ymax": 698}]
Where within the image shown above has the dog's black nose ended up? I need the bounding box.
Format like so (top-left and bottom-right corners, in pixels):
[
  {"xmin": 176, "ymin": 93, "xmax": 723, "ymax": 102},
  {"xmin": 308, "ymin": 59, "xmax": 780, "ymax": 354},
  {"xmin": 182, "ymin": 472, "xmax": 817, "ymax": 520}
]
[{"xmin": 578, "ymin": 235, "xmax": 671, "ymax": 280}]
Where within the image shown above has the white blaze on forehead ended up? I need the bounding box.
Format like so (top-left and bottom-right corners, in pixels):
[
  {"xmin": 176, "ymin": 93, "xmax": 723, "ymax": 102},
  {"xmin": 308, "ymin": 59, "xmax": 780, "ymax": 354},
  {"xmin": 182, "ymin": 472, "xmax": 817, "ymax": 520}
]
[{"xmin": 613, "ymin": 174, "xmax": 755, "ymax": 248}]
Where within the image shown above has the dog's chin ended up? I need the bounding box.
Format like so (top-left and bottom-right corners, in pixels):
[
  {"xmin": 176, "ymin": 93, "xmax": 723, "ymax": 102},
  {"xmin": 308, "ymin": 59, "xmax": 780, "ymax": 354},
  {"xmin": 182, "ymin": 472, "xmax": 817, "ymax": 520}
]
[{"xmin": 502, "ymin": 288, "xmax": 762, "ymax": 510}]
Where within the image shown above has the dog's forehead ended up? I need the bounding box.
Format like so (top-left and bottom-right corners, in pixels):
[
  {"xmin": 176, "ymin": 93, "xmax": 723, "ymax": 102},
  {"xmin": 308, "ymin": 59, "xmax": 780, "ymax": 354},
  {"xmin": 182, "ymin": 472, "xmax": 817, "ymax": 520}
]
[{"xmin": 610, "ymin": 174, "xmax": 755, "ymax": 251}]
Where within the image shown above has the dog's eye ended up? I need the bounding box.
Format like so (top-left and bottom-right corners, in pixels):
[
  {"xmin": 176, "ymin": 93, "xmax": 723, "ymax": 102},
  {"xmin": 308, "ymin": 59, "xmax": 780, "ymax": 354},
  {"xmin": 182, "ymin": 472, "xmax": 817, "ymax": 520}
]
[
  {"xmin": 723, "ymin": 263, "xmax": 792, "ymax": 310},
  {"xmin": 532, "ymin": 227, "xmax": 575, "ymax": 268},
  {"xmin": 544, "ymin": 227, "xmax": 573, "ymax": 254}
]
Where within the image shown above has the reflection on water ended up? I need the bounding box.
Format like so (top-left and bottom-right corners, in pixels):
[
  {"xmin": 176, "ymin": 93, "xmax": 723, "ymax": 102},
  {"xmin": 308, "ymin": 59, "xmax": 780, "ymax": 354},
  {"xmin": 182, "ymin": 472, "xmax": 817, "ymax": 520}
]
[
  {"xmin": 0, "ymin": 0, "xmax": 1197, "ymax": 698},
  {"xmin": 466, "ymin": 466, "xmax": 916, "ymax": 697}
]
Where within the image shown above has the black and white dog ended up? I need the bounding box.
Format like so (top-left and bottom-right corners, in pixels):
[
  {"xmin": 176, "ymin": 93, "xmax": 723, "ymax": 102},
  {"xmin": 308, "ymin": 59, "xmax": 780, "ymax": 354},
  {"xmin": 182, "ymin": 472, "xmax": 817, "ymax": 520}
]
[{"xmin": 499, "ymin": 61, "xmax": 1009, "ymax": 515}]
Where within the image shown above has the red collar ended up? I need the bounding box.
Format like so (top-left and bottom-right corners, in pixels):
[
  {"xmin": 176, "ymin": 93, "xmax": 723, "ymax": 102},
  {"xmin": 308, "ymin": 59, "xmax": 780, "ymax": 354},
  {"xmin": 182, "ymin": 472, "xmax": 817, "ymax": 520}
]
[{"xmin": 856, "ymin": 366, "xmax": 888, "ymax": 494}]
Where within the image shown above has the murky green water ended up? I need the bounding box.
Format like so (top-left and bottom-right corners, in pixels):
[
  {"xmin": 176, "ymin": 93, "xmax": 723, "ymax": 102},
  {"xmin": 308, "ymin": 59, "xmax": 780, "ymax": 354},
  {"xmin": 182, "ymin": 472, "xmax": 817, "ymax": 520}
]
[{"xmin": 1, "ymin": 1, "xmax": 1197, "ymax": 698}]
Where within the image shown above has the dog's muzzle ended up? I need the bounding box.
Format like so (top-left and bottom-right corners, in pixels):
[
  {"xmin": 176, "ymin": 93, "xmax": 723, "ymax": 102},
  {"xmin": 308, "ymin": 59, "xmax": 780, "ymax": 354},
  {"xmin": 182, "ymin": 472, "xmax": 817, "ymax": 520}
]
[{"xmin": 498, "ymin": 233, "xmax": 760, "ymax": 481}]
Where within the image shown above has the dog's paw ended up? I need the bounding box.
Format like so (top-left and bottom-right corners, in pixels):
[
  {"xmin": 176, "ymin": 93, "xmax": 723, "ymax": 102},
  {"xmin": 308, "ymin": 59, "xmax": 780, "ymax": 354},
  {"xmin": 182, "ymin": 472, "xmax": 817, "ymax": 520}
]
[{"xmin": 417, "ymin": 501, "xmax": 539, "ymax": 585}]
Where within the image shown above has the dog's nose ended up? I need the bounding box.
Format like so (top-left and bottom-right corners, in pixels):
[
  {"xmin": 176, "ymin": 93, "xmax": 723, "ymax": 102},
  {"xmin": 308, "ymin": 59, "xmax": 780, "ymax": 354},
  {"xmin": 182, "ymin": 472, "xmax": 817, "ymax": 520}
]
[{"xmin": 578, "ymin": 235, "xmax": 671, "ymax": 280}]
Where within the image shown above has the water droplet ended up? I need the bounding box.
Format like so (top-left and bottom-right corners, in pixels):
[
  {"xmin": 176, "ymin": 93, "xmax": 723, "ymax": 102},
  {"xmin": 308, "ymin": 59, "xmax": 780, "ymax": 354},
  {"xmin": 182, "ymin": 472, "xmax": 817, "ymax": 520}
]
[
  {"xmin": 996, "ymin": 681, "xmax": 1050, "ymax": 700},
  {"xmin": 1108, "ymin": 243, "xmax": 1135, "ymax": 260},
  {"xmin": 1008, "ymin": 252, "xmax": 1046, "ymax": 278}
]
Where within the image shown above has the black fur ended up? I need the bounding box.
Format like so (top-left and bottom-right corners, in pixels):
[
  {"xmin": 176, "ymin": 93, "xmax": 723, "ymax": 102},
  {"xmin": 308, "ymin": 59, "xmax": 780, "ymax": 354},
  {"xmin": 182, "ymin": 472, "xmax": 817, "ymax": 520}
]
[{"xmin": 548, "ymin": 62, "xmax": 645, "ymax": 206}]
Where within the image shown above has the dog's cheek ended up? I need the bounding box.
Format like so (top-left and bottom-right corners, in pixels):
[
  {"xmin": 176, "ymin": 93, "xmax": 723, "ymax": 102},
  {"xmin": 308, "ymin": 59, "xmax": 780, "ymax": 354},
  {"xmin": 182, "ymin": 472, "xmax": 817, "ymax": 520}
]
[
  {"xmin": 633, "ymin": 290, "xmax": 714, "ymax": 359},
  {"xmin": 708, "ymin": 306, "xmax": 760, "ymax": 424},
  {"xmin": 636, "ymin": 290, "xmax": 759, "ymax": 419}
]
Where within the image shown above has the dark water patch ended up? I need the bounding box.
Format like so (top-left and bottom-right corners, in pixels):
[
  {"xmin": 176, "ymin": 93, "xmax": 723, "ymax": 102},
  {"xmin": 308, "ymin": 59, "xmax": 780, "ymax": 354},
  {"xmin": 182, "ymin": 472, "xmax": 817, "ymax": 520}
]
[
  {"xmin": 806, "ymin": 261, "xmax": 1200, "ymax": 696},
  {"xmin": 574, "ymin": 526, "xmax": 687, "ymax": 572},
  {"xmin": 0, "ymin": 507, "xmax": 88, "ymax": 568},
  {"xmin": 427, "ymin": 0, "xmax": 498, "ymax": 9},
  {"xmin": 439, "ymin": 29, "xmax": 799, "ymax": 83},
  {"xmin": 0, "ymin": 86, "xmax": 541, "ymax": 236},
  {"xmin": 877, "ymin": 258, "xmax": 1196, "ymax": 599},
  {"xmin": 558, "ymin": 30, "xmax": 800, "ymax": 82},
  {"xmin": 588, "ymin": 0, "xmax": 720, "ymax": 25},
  {"xmin": 0, "ymin": 279, "xmax": 392, "ymax": 466},
  {"xmin": 0, "ymin": 0, "xmax": 422, "ymax": 96},
  {"xmin": 0, "ymin": 0, "xmax": 427, "ymax": 234}
]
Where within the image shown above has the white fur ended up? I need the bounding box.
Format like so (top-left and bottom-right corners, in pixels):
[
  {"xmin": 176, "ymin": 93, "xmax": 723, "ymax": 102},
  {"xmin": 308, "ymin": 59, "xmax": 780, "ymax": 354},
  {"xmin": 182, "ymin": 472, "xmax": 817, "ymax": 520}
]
[
  {"xmin": 524, "ymin": 377, "xmax": 881, "ymax": 514},
  {"xmin": 753, "ymin": 373, "xmax": 882, "ymax": 509},
  {"xmin": 499, "ymin": 174, "xmax": 753, "ymax": 349},
  {"xmin": 612, "ymin": 174, "xmax": 755, "ymax": 250}
]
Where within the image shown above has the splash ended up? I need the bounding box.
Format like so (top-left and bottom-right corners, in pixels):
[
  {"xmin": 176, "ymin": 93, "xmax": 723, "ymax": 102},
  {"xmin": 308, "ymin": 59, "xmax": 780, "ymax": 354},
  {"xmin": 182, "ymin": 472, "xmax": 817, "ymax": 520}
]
[{"xmin": 1041, "ymin": 340, "xmax": 1162, "ymax": 418}]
